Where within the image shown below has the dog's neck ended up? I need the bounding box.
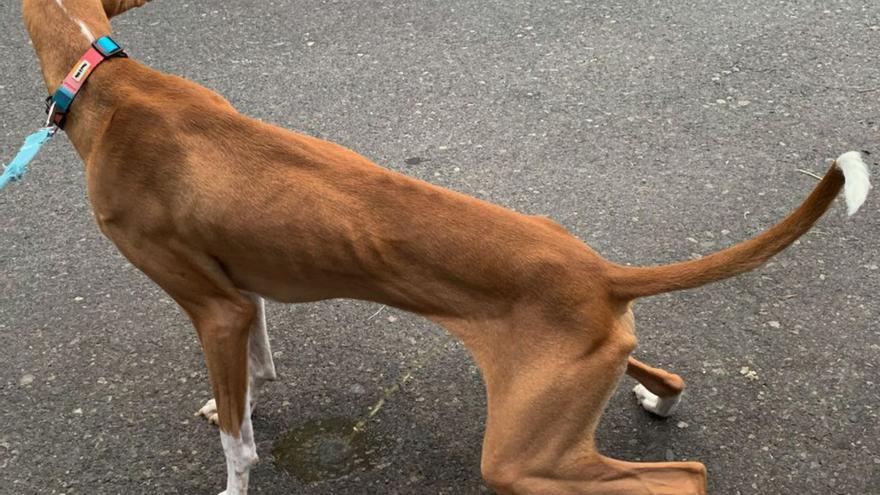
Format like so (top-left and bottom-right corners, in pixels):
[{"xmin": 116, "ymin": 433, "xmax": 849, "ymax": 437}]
[
  {"xmin": 24, "ymin": 0, "xmax": 112, "ymax": 94},
  {"xmin": 23, "ymin": 0, "xmax": 116, "ymax": 160}
]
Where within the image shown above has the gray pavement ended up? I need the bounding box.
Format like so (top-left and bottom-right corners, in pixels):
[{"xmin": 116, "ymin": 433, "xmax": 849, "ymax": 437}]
[{"xmin": 1, "ymin": 1, "xmax": 879, "ymax": 494}]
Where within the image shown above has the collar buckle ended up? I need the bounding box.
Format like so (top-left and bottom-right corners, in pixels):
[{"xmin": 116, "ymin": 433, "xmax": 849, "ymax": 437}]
[{"xmin": 92, "ymin": 36, "xmax": 126, "ymax": 58}]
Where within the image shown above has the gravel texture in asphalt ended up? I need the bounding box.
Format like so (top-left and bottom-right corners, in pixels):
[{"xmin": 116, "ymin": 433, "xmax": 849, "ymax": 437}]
[{"xmin": 1, "ymin": 1, "xmax": 878, "ymax": 494}]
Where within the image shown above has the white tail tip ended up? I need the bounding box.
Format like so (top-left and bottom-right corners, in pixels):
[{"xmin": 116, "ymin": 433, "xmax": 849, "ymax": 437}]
[{"xmin": 835, "ymin": 151, "xmax": 871, "ymax": 216}]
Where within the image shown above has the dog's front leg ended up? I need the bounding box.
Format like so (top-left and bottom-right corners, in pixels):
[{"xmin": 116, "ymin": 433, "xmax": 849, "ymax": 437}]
[
  {"xmin": 198, "ymin": 293, "xmax": 277, "ymax": 425},
  {"xmin": 245, "ymin": 294, "xmax": 277, "ymax": 406},
  {"xmin": 187, "ymin": 294, "xmax": 260, "ymax": 495},
  {"xmin": 109, "ymin": 242, "xmax": 260, "ymax": 494}
]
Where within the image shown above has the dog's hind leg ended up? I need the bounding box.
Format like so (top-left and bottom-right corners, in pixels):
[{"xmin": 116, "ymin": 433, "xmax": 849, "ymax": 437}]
[
  {"xmin": 197, "ymin": 293, "xmax": 277, "ymax": 425},
  {"xmin": 627, "ymin": 357, "xmax": 685, "ymax": 417},
  {"xmin": 454, "ymin": 302, "xmax": 705, "ymax": 494}
]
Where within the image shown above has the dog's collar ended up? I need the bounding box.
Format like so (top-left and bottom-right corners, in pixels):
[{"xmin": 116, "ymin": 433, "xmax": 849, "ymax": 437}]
[{"xmin": 46, "ymin": 36, "xmax": 127, "ymax": 129}]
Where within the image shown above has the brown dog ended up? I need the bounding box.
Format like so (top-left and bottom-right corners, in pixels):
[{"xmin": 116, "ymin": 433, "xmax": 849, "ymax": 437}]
[{"xmin": 21, "ymin": 1, "xmax": 871, "ymax": 494}]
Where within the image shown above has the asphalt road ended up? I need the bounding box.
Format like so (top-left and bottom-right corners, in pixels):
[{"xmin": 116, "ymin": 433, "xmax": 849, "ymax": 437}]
[{"xmin": 2, "ymin": 1, "xmax": 878, "ymax": 494}]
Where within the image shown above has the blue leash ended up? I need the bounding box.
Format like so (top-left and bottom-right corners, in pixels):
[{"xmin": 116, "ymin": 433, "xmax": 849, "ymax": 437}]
[{"xmin": 0, "ymin": 125, "xmax": 58, "ymax": 190}]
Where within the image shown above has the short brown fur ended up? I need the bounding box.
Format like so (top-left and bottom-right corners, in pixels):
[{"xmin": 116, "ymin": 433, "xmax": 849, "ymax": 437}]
[{"xmin": 21, "ymin": 1, "xmax": 856, "ymax": 493}]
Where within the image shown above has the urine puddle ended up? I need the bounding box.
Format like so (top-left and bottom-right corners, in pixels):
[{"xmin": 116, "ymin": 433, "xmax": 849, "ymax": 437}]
[
  {"xmin": 272, "ymin": 417, "xmax": 373, "ymax": 482},
  {"xmin": 273, "ymin": 334, "xmax": 451, "ymax": 482}
]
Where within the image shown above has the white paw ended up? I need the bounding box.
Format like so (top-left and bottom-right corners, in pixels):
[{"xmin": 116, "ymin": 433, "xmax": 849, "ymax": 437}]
[
  {"xmin": 196, "ymin": 398, "xmax": 219, "ymax": 426},
  {"xmin": 633, "ymin": 384, "xmax": 682, "ymax": 418}
]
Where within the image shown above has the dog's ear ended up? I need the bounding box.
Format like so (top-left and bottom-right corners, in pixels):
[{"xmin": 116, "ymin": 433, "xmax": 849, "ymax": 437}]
[{"xmin": 102, "ymin": 0, "xmax": 151, "ymax": 18}]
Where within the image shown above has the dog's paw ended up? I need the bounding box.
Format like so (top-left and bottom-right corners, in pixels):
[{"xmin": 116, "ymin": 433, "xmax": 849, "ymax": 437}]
[
  {"xmin": 195, "ymin": 398, "xmax": 219, "ymax": 426},
  {"xmin": 633, "ymin": 384, "xmax": 681, "ymax": 418}
]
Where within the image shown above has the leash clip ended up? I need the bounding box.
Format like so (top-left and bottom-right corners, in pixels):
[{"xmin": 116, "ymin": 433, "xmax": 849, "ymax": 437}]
[
  {"xmin": 45, "ymin": 100, "xmax": 57, "ymax": 127},
  {"xmin": 44, "ymin": 99, "xmax": 61, "ymax": 133}
]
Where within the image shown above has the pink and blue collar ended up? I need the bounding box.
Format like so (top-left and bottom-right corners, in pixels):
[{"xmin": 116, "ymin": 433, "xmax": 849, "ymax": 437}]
[{"xmin": 46, "ymin": 36, "xmax": 126, "ymax": 129}]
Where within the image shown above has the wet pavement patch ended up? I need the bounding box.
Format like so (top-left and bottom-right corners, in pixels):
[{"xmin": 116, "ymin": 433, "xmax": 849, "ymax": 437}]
[
  {"xmin": 272, "ymin": 417, "xmax": 375, "ymax": 482},
  {"xmin": 272, "ymin": 338, "xmax": 450, "ymax": 483}
]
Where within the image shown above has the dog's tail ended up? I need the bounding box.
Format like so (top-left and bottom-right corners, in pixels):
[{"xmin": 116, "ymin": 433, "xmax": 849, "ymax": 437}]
[{"xmin": 607, "ymin": 152, "xmax": 871, "ymax": 300}]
